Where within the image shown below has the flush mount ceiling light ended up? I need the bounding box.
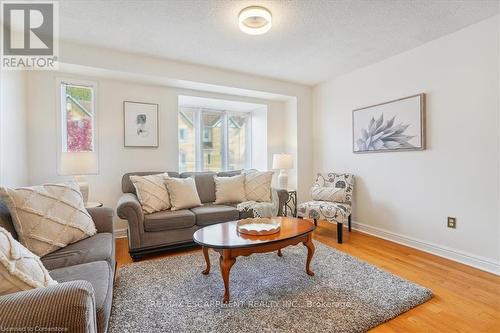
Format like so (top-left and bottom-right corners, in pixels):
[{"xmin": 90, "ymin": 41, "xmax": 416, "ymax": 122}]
[{"xmin": 238, "ymin": 6, "xmax": 272, "ymax": 35}]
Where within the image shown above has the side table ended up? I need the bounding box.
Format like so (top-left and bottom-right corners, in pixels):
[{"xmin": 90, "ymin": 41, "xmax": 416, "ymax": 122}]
[{"xmin": 281, "ymin": 190, "xmax": 297, "ymax": 217}]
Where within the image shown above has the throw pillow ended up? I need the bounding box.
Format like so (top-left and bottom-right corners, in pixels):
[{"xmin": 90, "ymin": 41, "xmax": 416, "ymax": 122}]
[
  {"xmin": 244, "ymin": 170, "xmax": 274, "ymax": 202},
  {"xmin": 164, "ymin": 177, "xmax": 202, "ymax": 211},
  {"xmin": 130, "ymin": 173, "xmax": 171, "ymax": 214},
  {"xmin": 0, "ymin": 226, "xmax": 57, "ymax": 296},
  {"xmin": 0, "ymin": 182, "xmax": 97, "ymax": 257},
  {"xmin": 311, "ymin": 186, "xmax": 347, "ymax": 203},
  {"xmin": 214, "ymin": 175, "xmax": 245, "ymax": 204}
]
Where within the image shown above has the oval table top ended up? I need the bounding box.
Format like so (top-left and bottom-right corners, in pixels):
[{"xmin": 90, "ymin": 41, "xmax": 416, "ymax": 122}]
[{"xmin": 193, "ymin": 217, "xmax": 315, "ymax": 249}]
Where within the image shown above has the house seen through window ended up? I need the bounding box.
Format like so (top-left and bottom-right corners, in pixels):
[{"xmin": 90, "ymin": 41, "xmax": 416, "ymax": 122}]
[
  {"xmin": 178, "ymin": 97, "xmax": 253, "ymax": 172},
  {"xmin": 60, "ymin": 82, "xmax": 95, "ymax": 152}
]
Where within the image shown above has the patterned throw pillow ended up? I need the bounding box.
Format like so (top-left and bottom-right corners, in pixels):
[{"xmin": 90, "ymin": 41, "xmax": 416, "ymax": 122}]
[
  {"xmin": 214, "ymin": 175, "xmax": 245, "ymax": 204},
  {"xmin": 0, "ymin": 182, "xmax": 97, "ymax": 257},
  {"xmin": 130, "ymin": 173, "xmax": 171, "ymax": 214},
  {"xmin": 311, "ymin": 186, "xmax": 347, "ymax": 203},
  {"xmin": 314, "ymin": 173, "xmax": 355, "ymax": 205},
  {"xmin": 0, "ymin": 227, "xmax": 57, "ymax": 296},
  {"xmin": 244, "ymin": 171, "xmax": 274, "ymax": 202},
  {"xmin": 164, "ymin": 177, "xmax": 202, "ymax": 211}
]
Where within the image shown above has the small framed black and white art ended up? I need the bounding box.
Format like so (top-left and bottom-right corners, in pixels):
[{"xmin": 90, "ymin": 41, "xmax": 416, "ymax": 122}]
[
  {"xmin": 352, "ymin": 94, "xmax": 425, "ymax": 153},
  {"xmin": 123, "ymin": 101, "xmax": 159, "ymax": 148}
]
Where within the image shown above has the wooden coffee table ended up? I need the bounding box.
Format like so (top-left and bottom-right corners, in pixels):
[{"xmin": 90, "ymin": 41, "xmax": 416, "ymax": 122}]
[{"xmin": 192, "ymin": 217, "xmax": 316, "ymax": 303}]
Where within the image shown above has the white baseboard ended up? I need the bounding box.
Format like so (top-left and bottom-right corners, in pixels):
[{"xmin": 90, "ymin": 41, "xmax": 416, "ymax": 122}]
[
  {"xmin": 114, "ymin": 227, "xmax": 128, "ymax": 239},
  {"xmin": 351, "ymin": 220, "xmax": 500, "ymax": 276}
]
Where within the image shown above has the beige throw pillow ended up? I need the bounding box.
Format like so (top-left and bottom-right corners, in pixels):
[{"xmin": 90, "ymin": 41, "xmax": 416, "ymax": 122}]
[
  {"xmin": 214, "ymin": 175, "xmax": 245, "ymax": 204},
  {"xmin": 244, "ymin": 171, "xmax": 274, "ymax": 202},
  {"xmin": 130, "ymin": 173, "xmax": 171, "ymax": 214},
  {"xmin": 311, "ymin": 186, "xmax": 347, "ymax": 203},
  {"xmin": 0, "ymin": 227, "xmax": 57, "ymax": 296},
  {"xmin": 164, "ymin": 177, "xmax": 202, "ymax": 211},
  {"xmin": 0, "ymin": 182, "xmax": 97, "ymax": 257}
]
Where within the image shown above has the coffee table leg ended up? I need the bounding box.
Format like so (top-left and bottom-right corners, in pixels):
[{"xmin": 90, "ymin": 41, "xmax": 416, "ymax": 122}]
[
  {"xmin": 303, "ymin": 234, "xmax": 315, "ymax": 276},
  {"xmin": 202, "ymin": 246, "xmax": 210, "ymax": 275},
  {"xmin": 277, "ymin": 249, "xmax": 283, "ymax": 257},
  {"xmin": 219, "ymin": 250, "xmax": 236, "ymax": 304}
]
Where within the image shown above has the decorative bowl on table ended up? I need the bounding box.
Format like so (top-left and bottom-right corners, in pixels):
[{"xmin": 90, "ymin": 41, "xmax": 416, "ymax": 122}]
[{"xmin": 236, "ymin": 218, "xmax": 281, "ymax": 236}]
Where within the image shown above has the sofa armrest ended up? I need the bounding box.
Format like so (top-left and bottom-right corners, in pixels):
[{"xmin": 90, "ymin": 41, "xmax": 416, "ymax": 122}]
[
  {"xmin": 275, "ymin": 188, "xmax": 289, "ymax": 216},
  {"xmin": 0, "ymin": 281, "xmax": 97, "ymax": 333},
  {"xmin": 87, "ymin": 207, "xmax": 114, "ymax": 234},
  {"xmin": 116, "ymin": 193, "xmax": 144, "ymax": 250},
  {"xmin": 116, "ymin": 193, "xmax": 144, "ymax": 222}
]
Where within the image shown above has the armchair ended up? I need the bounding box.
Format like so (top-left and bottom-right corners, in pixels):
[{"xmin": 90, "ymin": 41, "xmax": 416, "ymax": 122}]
[{"xmin": 297, "ymin": 173, "xmax": 354, "ymax": 243}]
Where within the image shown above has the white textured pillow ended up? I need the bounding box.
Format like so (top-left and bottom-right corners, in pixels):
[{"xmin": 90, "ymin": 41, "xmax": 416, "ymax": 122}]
[
  {"xmin": 244, "ymin": 171, "xmax": 274, "ymax": 202},
  {"xmin": 0, "ymin": 182, "xmax": 97, "ymax": 257},
  {"xmin": 0, "ymin": 226, "xmax": 57, "ymax": 296},
  {"xmin": 311, "ymin": 186, "xmax": 347, "ymax": 203},
  {"xmin": 165, "ymin": 177, "xmax": 202, "ymax": 211},
  {"xmin": 214, "ymin": 175, "xmax": 245, "ymax": 204},
  {"xmin": 130, "ymin": 173, "xmax": 171, "ymax": 214}
]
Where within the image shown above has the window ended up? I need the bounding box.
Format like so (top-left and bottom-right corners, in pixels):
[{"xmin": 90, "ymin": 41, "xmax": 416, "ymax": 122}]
[
  {"xmin": 179, "ymin": 128, "xmax": 187, "ymax": 141},
  {"xmin": 60, "ymin": 82, "xmax": 96, "ymax": 152},
  {"xmin": 178, "ymin": 108, "xmax": 196, "ymax": 172},
  {"xmin": 180, "ymin": 151, "xmax": 187, "ymax": 165},
  {"xmin": 178, "ymin": 107, "xmax": 251, "ymax": 172}
]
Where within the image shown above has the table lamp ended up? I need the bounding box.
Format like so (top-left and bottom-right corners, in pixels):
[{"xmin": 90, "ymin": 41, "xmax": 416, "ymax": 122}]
[
  {"xmin": 272, "ymin": 153, "xmax": 293, "ymax": 189},
  {"xmin": 60, "ymin": 152, "xmax": 98, "ymax": 204}
]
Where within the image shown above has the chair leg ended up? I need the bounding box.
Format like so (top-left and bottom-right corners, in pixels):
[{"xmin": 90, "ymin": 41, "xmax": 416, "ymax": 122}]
[
  {"xmin": 348, "ymin": 215, "xmax": 352, "ymax": 232},
  {"xmin": 337, "ymin": 222, "xmax": 343, "ymax": 244}
]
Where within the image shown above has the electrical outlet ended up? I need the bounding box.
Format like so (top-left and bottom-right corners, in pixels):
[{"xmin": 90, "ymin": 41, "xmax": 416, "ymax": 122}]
[{"xmin": 447, "ymin": 217, "xmax": 456, "ymax": 229}]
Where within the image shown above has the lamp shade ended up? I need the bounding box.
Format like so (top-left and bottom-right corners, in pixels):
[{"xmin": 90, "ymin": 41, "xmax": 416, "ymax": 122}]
[
  {"xmin": 272, "ymin": 153, "xmax": 293, "ymax": 170},
  {"xmin": 60, "ymin": 152, "xmax": 98, "ymax": 175}
]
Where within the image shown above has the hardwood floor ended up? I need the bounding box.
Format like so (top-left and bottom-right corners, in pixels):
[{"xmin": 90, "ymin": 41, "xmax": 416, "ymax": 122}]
[{"xmin": 115, "ymin": 220, "xmax": 500, "ymax": 333}]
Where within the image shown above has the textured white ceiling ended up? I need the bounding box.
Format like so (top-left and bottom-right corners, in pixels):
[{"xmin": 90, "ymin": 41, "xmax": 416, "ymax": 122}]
[{"xmin": 59, "ymin": 0, "xmax": 499, "ymax": 85}]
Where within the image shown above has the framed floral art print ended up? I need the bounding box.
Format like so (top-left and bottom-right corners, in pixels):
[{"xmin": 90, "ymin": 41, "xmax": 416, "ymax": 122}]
[{"xmin": 352, "ymin": 94, "xmax": 425, "ymax": 153}]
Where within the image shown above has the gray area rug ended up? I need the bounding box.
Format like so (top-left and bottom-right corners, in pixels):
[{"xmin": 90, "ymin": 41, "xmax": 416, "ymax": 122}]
[{"xmin": 109, "ymin": 241, "xmax": 431, "ymax": 333}]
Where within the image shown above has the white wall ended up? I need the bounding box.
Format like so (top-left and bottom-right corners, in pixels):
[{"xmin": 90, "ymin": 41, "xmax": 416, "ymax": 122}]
[
  {"xmin": 313, "ymin": 17, "xmax": 500, "ymax": 272},
  {"xmin": 26, "ymin": 71, "xmax": 294, "ymax": 230},
  {"xmin": 0, "ymin": 71, "xmax": 28, "ymax": 187}
]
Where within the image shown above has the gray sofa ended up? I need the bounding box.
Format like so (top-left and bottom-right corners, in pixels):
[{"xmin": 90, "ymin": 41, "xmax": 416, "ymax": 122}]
[
  {"xmin": 0, "ymin": 202, "xmax": 115, "ymax": 333},
  {"xmin": 117, "ymin": 171, "xmax": 288, "ymax": 260}
]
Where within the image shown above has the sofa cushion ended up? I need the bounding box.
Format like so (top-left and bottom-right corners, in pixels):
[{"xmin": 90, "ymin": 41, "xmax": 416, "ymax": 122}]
[
  {"xmin": 41, "ymin": 233, "xmax": 114, "ymax": 271},
  {"xmin": 165, "ymin": 177, "xmax": 202, "ymax": 211},
  {"xmin": 311, "ymin": 186, "xmax": 347, "ymax": 203},
  {"xmin": 130, "ymin": 173, "xmax": 171, "ymax": 213},
  {"xmin": 0, "ymin": 226, "xmax": 57, "ymax": 296},
  {"xmin": 314, "ymin": 173, "xmax": 355, "ymax": 205},
  {"xmin": 144, "ymin": 210, "xmax": 195, "ymax": 232},
  {"xmin": 191, "ymin": 204, "xmax": 239, "ymax": 226},
  {"xmin": 0, "ymin": 182, "xmax": 97, "ymax": 257},
  {"xmin": 49, "ymin": 261, "xmax": 113, "ymax": 333},
  {"xmin": 122, "ymin": 171, "xmax": 180, "ymax": 195},
  {"xmin": 214, "ymin": 174, "xmax": 245, "ymax": 204},
  {"xmin": 243, "ymin": 170, "xmax": 274, "ymax": 202}
]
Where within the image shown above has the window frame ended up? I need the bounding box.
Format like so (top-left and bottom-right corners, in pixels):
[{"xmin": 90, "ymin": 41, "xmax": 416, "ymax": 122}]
[
  {"xmin": 178, "ymin": 106, "xmax": 252, "ymax": 172},
  {"xmin": 56, "ymin": 77, "xmax": 99, "ymax": 175}
]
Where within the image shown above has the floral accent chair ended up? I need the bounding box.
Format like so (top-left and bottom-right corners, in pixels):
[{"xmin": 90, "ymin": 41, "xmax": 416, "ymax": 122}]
[{"xmin": 297, "ymin": 173, "xmax": 354, "ymax": 244}]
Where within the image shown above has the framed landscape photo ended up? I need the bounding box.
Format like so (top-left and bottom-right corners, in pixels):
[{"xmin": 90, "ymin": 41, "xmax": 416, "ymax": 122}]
[
  {"xmin": 352, "ymin": 94, "xmax": 425, "ymax": 153},
  {"xmin": 124, "ymin": 101, "xmax": 159, "ymax": 147}
]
